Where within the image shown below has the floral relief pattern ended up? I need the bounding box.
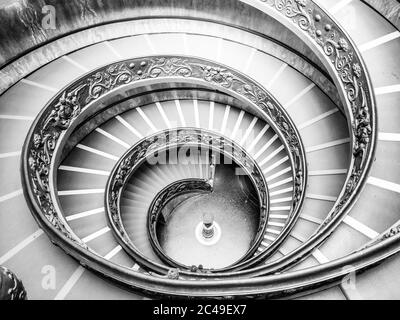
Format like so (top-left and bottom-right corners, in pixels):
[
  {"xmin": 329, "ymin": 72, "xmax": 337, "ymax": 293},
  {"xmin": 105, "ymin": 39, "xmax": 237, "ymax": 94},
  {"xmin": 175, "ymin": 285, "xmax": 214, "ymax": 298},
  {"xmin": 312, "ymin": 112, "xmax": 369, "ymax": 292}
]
[
  {"xmin": 28, "ymin": 84, "xmax": 88, "ymax": 242},
  {"xmin": 21, "ymin": 0, "xmax": 379, "ymax": 295},
  {"xmin": 26, "ymin": 56, "xmax": 306, "ymax": 249},
  {"xmin": 13, "ymin": 0, "xmax": 387, "ymax": 298},
  {"xmin": 261, "ymin": 0, "xmax": 375, "ymax": 228},
  {"xmin": 106, "ymin": 128, "xmax": 272, "ymax": 274}
]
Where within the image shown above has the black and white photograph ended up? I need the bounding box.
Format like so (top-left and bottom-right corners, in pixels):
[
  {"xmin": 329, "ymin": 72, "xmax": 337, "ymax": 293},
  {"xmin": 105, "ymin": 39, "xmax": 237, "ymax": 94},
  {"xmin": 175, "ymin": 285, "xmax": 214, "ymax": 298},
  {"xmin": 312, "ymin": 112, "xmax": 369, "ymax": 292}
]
[{"xmin": 0, "ymin": 0, "xmax": 399, "ymax": 304}]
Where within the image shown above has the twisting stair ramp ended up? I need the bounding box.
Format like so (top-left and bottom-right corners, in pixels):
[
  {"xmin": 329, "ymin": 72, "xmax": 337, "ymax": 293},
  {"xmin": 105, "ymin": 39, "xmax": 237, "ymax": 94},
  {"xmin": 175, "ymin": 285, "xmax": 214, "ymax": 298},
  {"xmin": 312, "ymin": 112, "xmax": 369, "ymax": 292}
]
[{"xmin": 0, "ymin": 0, "xmax": 399, "ymax": 299}]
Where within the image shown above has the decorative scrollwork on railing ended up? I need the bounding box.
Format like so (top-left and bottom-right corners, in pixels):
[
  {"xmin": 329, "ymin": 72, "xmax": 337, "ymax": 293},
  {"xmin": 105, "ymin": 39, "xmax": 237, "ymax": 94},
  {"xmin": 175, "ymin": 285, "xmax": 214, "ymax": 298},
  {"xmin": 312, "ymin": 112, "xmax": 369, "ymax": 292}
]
[
  {"xmin": 18, "ymin": 0, "xmax": 387, "ymax": 297},
  {"xmin": 360, "ymin": 221, "xmax": 400, "ymax": 251},
  {"xmin": 148, "ymin": 179, "xmax": 212, "ymax": 229},
  {"xmin": 105, "ymin": 128, "xmax": 271, "ymax": 274},
  {"xmin": 193, "ymin": 63, "xmax": 305, "ymax": 227},
  {"xmin": 243, "ymin": 0, "xmax": 377, "ymax": 270},
  {"xmin": 28, "ymin": 84, "xmax": 88, "ymax": 246},
  {"xmin": 321, "ymin": 37, "xmax": 372, "ymax": 168},
  {"xmin": 268, "ymin": 0, "xmax": 314, "ymax": 34},
  {"xmin": 24, "ymin": 56, "xmax": 306, "ymax": 258},
  {"xmin": 148, "ymin": 57, "xmax": 193, "ymax": 78},
  {"xmin": 147, "ymin": 179, "xmax": 213, "ymax": 268},
  {"xmin": 259, "ymin": 0, "xmax": 375, "ymax": 230}
]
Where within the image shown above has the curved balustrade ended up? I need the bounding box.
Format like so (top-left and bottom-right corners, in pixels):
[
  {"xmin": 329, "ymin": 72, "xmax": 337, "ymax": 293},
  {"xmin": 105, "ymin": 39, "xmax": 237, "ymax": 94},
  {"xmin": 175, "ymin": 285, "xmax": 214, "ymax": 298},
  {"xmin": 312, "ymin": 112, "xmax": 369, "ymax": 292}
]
[
  {"xmin": 106, "ymin": 128, "xmax": 270, "ymax": 274},
  {"xmin": 22, "ymin": 54, "xmax": 306, "ymax": 277},
  {"xmin": 147, "ymin": 178, "xmax": 213, "ymax": 269},
  {"xmin": 11, "ymin": 0, "xmax": 399, "ymax": 298},
  {"xmin": 219, "ymin": 0, "xmax": 378, "ymax": 273},
  {"xmin": 0, "ymin": 0, "xmax": 328, "ymax": 94}
]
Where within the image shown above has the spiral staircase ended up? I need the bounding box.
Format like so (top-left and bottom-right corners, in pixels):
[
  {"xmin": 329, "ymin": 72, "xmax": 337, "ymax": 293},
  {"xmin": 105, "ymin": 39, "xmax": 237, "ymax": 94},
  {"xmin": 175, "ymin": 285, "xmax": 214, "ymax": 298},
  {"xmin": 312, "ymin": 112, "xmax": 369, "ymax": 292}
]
[{"xmin": 0, "ymin": 0, "xmax": 400, "ymax": 300}]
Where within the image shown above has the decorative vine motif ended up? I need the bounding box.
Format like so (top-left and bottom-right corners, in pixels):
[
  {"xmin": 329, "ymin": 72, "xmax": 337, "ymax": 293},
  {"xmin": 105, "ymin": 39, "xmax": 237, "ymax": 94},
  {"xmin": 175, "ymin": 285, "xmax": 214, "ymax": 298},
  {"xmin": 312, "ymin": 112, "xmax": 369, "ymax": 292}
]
[
  {"xmin": 260, "ymin": 0, "xmax": 375, "ymax": 227},
  {"xmin": 147, "ymin": 57, "xmax": 192, "ymax": 78},
  {"xmin": 239, "ymin": 84, "xmax": 301, "ymax": 150},
  {"xmin": 18, "ymin": 0, "xmax": 378, "ymax": 296},
  {"xmin": 322, "ymin": 37, "xmax": 372, "ymax": 167},
  {"xmin": 360, "ymin": 222, "xmax": 400, "ymax": 251},
  {"xmin": 86, "ymin": 63, "xmax": 134, "ymax": 102},
  {"xmin": 148, "ymin": 179, "xmax": 212, "ymax": 228},
  {"xmin": 262, "ymin": 0, "xmax": 316, "ymax": 37},
  {"xmin": 320, "ymin": 166, "xmax": 361, "ymax": 228},
  {"xmin": 201, "ymin": 66, "xmax": 234, "ymax": 87},
  {"xmin": 202, "ymin": 67, "xmax": 305, "ymax": 203},
  {"xmin": 26, "ymin": 57, "xmax": 194, "ymax": 246},
  {"xmin": 25, "ymin": 56, "xmax": 306, "ymax": 277},
  {"xmin": 86, "ymin": 58, "xmax": 192, "ymax": 102},
  {"xmin": 106, "ymin": 128, "xmax": 272, "ymax": 274},
  {"xmin": 199, "ymin": 65, "xmax": 304, "ymax": 216},
  {"xmin": 109, "ymin": 156, "xmax": 134, "ymax": 237},
  {"xmin": 148, "ymin": 179, "xmax": 212, "ymax": 268},
  {"xmin": 353, "ymin": 86, "xmax": 372, "ymax": 164},
  {"xmin": 28, "ymin": 84, "xmax": 88, "ymax": 244}
]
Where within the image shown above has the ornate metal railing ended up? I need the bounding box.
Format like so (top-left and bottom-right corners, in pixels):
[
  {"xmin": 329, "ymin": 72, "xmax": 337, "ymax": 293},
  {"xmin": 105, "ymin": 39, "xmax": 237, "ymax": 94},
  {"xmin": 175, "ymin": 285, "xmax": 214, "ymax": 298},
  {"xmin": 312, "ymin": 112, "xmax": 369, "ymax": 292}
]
[
  {"xmin": 16, "ymin": 0, "xmax": 388, "ymax": 292},
  {"xmin": 147, "ymin": 179, "xmax": 213, "ymax": 269},
  {"xmin": 105, "ymin": 128, "xmax": 270, "ymax": 274},
  {"xmin": 231, "ymin": 0, "xmax": 378, "ymax": 275},
  {"xmin": 22, "ymin": 54, "xmax": 306, "ymax": 277}
]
